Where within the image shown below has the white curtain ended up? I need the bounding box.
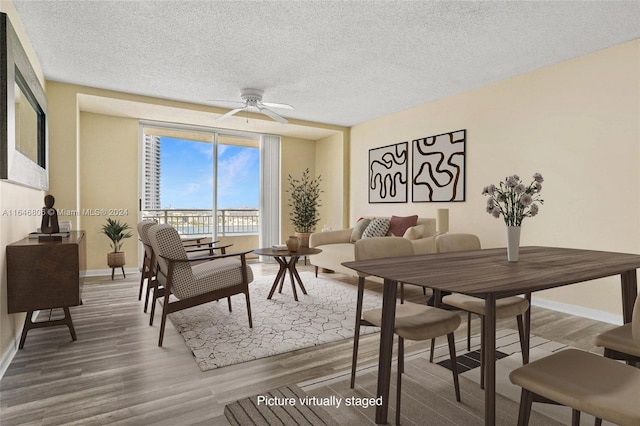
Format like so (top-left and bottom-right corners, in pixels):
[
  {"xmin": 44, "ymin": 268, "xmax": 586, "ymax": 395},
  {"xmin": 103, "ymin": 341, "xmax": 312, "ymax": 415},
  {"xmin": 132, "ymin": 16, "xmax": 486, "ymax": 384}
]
[{"xmin": 259, "ymin": 135, "xmax": 280, "ymax": 261}]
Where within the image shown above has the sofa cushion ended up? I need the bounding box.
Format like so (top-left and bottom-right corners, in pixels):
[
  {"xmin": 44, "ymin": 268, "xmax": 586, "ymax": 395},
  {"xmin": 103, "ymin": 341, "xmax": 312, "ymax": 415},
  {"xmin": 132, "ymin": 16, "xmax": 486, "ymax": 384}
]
[
  {"xmin": 403, "ymin": 224, "xmax": 425, "ymax": 240},
  {"xmin": 389, "ymin": 215, "xmax": 418, "ymax": 237},
  {"xmin": 362, "ymin": 218, "xmax": 390, "ymax": 238},
  {"xmin": 350, "ymin": 218, "xmax": 371, "ymax": 242}
]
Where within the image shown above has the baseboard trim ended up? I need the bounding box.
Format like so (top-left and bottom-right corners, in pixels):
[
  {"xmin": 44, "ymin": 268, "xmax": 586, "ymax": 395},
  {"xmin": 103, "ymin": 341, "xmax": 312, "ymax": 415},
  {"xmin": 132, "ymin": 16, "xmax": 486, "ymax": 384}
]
[
  {"xmin": 0, "ymin": 337, "xmax": 18, "ymax": 380},
  {"xmin": 0, "ymin": 311, "xmax": 38, "ymax": 379},
  {"xmin": 84, "ymin": 268, "xmax": 139, "ymax": 278},
  {"xmin": 531, "ymin": 297, "xmax": 623, "ymax": 325}
]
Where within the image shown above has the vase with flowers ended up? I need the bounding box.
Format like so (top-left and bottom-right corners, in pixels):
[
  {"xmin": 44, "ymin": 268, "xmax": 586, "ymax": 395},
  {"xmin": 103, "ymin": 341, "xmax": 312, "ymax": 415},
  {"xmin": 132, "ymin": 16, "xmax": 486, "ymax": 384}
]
[{"xmin": 482, "ymin": 173, "xmax": 544, "ymax": 261}]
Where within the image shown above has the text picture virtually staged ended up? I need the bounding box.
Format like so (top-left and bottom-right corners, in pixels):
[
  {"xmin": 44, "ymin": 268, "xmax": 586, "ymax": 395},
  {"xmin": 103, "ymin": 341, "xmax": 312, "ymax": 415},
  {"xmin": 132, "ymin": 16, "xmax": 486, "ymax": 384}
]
[{"xmin": 1, "ymin": 1, "xmax": 639, "ymax": 425}]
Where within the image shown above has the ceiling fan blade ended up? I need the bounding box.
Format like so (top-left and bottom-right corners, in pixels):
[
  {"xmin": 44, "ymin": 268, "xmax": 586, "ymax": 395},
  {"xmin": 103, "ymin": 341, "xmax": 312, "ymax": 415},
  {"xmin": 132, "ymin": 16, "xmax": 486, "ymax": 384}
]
[
  {"xmin": 207, "ymin": 99, "xmax": 245, "ymax": 105},
  {"xmin": 216, "ymin": 107, "xmax": 245, "ymax": 121},
  {"xmin": 261, "ymin": 101, "xmax": 294, "ymax": 110},
  {"xmin": 259, "ymin": 107, "xmax": 288, "ymax": 124}
]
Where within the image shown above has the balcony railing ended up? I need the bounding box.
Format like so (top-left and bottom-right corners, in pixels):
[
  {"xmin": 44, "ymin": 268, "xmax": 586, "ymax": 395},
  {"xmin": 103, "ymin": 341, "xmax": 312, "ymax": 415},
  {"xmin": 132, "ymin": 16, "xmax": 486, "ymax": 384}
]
[{"xmin": 142, "ymin": 208, "xmax": 259, "ymax": 237}]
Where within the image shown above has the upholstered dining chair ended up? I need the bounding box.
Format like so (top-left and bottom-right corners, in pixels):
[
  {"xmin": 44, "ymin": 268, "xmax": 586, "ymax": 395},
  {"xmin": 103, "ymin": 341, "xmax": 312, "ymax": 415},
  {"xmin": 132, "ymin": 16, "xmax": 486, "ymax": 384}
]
[
  {"xmin": 509, "ymin": 297, "xmax": 640, "ymax": 426},
  {"xmin": 594, "ymin": 316, "xmax": 640, "ymax": 367},
  {"xmin": 436, "ymin": 233, "xmax": 530, "ymax": 389},
  {"xmin": 137, "ymin": 220, "xmax": 158, "ymax": 312},
  {"xmin": 350, "ymin": 237, "xmax": 462, "ymax": 425},
  {"xmin": 147, "ymin": 223, "xmax": 254, "ymax": 347}
]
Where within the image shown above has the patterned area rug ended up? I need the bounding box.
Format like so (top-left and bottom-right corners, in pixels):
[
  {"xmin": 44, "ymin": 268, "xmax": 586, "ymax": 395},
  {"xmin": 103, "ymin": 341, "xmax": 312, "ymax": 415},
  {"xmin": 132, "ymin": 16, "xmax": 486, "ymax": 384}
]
[{"xmin": 169, "ymin": 272, "xmax": 382, "ymax": 371}]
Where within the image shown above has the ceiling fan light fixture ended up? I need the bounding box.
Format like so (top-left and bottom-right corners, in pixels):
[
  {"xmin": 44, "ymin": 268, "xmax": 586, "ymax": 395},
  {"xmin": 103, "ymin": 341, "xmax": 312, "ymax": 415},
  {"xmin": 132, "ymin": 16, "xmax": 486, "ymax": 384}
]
[{"xmin": 214, "ymin": 88, "xmax": 292, "ymax": 124}]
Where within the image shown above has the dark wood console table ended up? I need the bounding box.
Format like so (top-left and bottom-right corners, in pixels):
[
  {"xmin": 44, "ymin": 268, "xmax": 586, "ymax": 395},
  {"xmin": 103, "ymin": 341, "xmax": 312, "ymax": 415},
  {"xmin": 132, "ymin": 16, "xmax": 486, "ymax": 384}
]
[{"xmin": 7, "ymin": 231, "xmax": 86, "ymax": 348}]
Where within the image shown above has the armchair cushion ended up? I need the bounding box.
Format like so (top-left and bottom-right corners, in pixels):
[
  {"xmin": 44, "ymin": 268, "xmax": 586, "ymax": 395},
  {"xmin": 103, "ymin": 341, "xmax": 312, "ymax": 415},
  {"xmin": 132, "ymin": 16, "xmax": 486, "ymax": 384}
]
[{"xmin": 188, "ymin": 258, "xmax": 254, "ymax": 299}]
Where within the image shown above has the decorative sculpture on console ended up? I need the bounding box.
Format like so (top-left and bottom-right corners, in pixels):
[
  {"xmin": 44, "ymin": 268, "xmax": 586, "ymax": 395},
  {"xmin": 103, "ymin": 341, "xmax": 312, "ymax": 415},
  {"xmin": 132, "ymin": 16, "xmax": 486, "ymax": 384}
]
[{"xmin": 39, "ymin": 195, "xmax": 60, "ymax": 239}]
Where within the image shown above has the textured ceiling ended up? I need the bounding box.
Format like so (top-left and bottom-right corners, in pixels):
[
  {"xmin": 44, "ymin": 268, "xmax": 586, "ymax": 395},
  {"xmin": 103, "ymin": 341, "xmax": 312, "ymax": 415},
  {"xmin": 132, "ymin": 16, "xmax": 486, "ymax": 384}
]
[{"xmin": 12, "ymin": 1, "xmax": 640, "ymax": 128}]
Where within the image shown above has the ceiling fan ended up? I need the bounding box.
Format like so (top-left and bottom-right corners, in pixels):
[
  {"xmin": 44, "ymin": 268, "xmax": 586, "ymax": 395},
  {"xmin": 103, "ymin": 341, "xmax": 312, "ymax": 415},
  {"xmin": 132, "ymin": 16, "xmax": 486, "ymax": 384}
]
[{"xmin": 211, "ymin": 88, "xmax": 293, "ymax": 124}]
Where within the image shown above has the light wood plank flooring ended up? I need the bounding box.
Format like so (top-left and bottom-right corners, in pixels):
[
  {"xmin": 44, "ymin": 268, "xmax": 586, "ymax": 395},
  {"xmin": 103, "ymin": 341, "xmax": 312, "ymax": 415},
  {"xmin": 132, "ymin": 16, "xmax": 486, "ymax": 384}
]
[{"xmin": 0, "ymin": 262, "xmax": 618, "ymax": 425}]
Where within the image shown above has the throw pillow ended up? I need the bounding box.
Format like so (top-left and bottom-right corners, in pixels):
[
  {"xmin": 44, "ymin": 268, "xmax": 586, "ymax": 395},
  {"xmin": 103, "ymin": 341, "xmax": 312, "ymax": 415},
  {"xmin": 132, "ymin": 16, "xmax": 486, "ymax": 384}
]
[
  {"xmin": 362, "ymin": 218, "xmax": 391, "ymax": 239},
  {"xmin": 389, "ymin": 215, "xmax": 418, "ymax": 237},
  {"xmin": 350, "ymin": 218, "xmax": 371, "ymax": 242},
  {"xmin": 403, "ymin": 224, "xmax": 425, "ymax": 240}
]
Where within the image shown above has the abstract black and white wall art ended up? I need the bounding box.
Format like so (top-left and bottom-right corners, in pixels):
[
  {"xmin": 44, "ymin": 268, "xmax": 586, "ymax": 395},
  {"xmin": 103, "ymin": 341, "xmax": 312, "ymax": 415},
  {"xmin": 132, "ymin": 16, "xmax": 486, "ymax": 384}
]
[
  {"xmin": 412, "ymin": 129, "xmax": 466, "ymax": 202},
  {"xmin": 368, "ymin": 142, "xmax": 408, "ymax": 203}
]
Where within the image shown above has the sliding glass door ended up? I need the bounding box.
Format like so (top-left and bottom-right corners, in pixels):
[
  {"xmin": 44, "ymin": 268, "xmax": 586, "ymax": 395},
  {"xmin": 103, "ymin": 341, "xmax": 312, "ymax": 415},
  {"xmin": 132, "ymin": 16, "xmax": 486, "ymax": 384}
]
[{"xmin": 139, "ymin": 123, "xmax": 265, "ymax": 252}]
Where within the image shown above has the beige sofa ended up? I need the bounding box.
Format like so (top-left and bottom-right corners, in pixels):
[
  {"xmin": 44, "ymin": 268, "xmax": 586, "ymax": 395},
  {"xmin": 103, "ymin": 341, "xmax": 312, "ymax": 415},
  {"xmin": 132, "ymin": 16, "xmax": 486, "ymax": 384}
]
[{"xmin": 309, "ymin": 217, "xmax": 438, "ymax": 276}]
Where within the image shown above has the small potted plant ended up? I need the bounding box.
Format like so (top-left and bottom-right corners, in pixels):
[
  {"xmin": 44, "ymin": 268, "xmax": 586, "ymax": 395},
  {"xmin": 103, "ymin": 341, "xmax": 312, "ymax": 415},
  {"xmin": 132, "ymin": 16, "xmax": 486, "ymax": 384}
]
[
  {"xmin": 287, "ymin": 168, "xmax": 322, "ymax": 248},
  {"xmin": 101, "ymin": 218, "xmax": 132, "ymax": 276}
]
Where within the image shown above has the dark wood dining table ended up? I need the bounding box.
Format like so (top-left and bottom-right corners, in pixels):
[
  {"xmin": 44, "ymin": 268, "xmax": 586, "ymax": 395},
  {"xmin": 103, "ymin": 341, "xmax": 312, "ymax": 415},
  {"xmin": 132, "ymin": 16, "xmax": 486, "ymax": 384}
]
[{"xmin": 343, "ymin": 246, "xmax": 640, "ymax": 425}]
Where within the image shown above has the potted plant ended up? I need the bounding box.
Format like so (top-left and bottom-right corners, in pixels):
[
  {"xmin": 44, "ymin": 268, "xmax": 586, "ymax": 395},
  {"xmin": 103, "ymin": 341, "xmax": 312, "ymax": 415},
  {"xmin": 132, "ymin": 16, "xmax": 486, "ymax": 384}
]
[
  {"xmin": 287, "ymin": 168, "xmax": 322, "ymax": 248},
  {"xmin": 101, "ymin": 218, "xmax": 133, "ymax": 275}
]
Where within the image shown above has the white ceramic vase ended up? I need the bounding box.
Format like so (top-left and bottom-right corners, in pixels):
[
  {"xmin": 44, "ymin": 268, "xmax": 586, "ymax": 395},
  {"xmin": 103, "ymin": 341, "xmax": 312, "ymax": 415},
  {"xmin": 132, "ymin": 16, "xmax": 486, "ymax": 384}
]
[{"xmin": 506, "ymin": 226, "xmax": 521, "ymax": 262}]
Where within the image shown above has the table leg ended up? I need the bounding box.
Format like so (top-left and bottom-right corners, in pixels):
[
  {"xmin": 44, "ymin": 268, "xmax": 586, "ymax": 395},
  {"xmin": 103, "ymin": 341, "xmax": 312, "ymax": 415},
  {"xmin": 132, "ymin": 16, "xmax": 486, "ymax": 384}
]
[
  {"xmin": 621, "ymin": 270, "xmax": 638, "ymax": 323},
  {"xmin": 267, "ymin": 259, "xmax": 287, "ymax": 299},
  {"xmin": 19, "ymin": 307, "xmax": 77, "ymax": 349},
  {"xmin": 291, "ymin": 257, "xmax": 308, "ymax": 295},
  {"xmin": 484, "ymin": 294, "xmax": 497, "ymax": 426},
  {"xmin": 375, "ymin": 279, "xmax": 398, "ymax": 425},
  {"xmin": 287, "ymin": 258, "xmax": 299, "ymax": 301}
]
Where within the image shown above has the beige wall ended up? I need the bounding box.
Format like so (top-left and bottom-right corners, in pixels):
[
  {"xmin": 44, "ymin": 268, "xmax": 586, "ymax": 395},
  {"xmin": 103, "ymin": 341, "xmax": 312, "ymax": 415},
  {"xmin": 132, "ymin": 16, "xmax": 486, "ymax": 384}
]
[
  {"xmin": 0, "ymin": 0, "xmax": 46, "ymax": 370},
  {"xmin": 79, "ymin": 112, "xmax": 139, "ymax": 270},
  {"xmin": 351, "ymin": 40, "xmax": 640, "ymax": 318},
  {"xmin": 280, "ymin": 137, "xmax": 317, "ymax": 242},
  {"xmin": 315, "ymin": 132, "xmax": 348, "ymax": 231}
]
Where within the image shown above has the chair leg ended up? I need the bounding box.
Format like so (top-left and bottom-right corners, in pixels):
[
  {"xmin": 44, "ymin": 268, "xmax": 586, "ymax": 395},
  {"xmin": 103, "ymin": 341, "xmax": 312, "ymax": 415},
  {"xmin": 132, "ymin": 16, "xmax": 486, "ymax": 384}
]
[
  {"xmin": 227, "ymin": 296, "xmax": 232, "ymax": 312},
  {"xmin": 467, "ymin": 312, "xmax": 472, "ymax": 351},
  {"xmin": 138, "ymin": 269, "xmax": 146, "ymax": 301},
  {"xmin": 396, "ymin": 336, "xmax": 404, "ymax": 426},
  {"xmin": 517, "ymin": 388, "xmax": 533, "ymax": 426},
  {"xmin": 429, "ymin": 338, "xmax": 435, "ymax": 363},
  {"xmin": 447, "ymin": 332, "xmax": 461, "ymax": 402},
  {"xmin": 158, "ymin": 290, "xmax": 171, "ymax": 347},
  {"xmin": 149, "ymin": 284, "xmax": 159, "ymax": 326},
  {"xmin": 315, "ymin": 266, "xmax": 318, "ymax": 277},
  {"xmin": 245, "ymin": 291, "xmax": 253, "ymax": 328},
  {"xmin": 594, "ymin": 418, "xmax": 603, "ymax": 426},
  {"xmin": 400, "ymin": 283, "xmax": 404, "ymax": 304},
  {"xmin": 144, "ymin": 275, "xmax": 154, "ymax": 313},
  {"xmin": 480, "ymin": 316, "xmax": 485, "ymax": 390},
  {"xmin": 350, "ymin": 277, "xmax": 366, "ymax": 388},
  {"xmin": 516, "ymin": 314, "xmax": 528, "ymax": 364},
  {"xmin": 571, "ymin": 409, "xmax": 581, "ymax": 426}
]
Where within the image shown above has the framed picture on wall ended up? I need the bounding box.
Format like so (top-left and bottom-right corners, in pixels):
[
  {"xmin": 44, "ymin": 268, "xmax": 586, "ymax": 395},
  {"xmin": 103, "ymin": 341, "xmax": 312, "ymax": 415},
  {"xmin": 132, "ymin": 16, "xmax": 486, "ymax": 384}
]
[
  {"xmin": 412, "ymin": 129, "xmax": 466, "ymax": 202},
  {"xmin": 1, "ymin": 13, "xmax": 49, "ymax": 190},
  {"xmin": 368, "ymin": 141, "xmax": 408, "ymax": 203}
]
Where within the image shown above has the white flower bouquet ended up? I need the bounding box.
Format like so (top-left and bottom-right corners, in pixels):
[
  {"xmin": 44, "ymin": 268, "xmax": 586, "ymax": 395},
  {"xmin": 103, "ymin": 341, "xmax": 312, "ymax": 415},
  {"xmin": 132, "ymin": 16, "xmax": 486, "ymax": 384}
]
[{"xmin": 482, "ymin": 173, "xmax": 544, "ymax": 227}]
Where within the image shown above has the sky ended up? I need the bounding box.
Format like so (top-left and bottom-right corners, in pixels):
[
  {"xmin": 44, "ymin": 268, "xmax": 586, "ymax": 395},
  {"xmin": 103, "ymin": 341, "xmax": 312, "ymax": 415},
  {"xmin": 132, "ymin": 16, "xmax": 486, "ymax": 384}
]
[{"xmin": 160, "ymin": 137, "xmax": 259, "ymax": 209}]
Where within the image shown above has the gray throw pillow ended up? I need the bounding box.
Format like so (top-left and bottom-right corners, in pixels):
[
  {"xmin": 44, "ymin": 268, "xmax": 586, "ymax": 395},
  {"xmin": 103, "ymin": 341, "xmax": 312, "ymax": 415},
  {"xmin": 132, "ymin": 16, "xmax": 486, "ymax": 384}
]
[
  {"xmin": 351, "ymin": 218, "xmax": 371, "ymax": 242},
  {"xmin": 362, "ymin": 218, "xmax": 391, "ymax": 239}
]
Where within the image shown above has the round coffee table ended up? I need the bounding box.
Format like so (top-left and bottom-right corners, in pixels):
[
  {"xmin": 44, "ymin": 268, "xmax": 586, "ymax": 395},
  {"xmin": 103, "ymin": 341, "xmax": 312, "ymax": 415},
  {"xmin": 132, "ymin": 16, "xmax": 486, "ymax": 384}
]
[{"xmin": 253, "ymin": 247, "xmax": 322, "ymax": 301}]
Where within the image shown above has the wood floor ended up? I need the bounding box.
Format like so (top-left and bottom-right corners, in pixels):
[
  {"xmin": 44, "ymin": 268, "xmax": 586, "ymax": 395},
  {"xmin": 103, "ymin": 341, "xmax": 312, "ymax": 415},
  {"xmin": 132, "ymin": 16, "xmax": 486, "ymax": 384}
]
[{"xmin": 0, "ymin": 261, "xmax": 619, "ymax": 426}]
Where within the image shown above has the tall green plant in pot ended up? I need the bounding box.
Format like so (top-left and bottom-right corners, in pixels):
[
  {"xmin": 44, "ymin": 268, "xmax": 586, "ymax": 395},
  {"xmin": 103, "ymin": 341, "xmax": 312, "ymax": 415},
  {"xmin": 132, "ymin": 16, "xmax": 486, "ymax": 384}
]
[
  {"xmin": 287, "ymin": 168, "xmax": 322, "ymax": 248},
  {"xmin": 101, "ymin": 218, "xmax": 132, "ymax": 278}
]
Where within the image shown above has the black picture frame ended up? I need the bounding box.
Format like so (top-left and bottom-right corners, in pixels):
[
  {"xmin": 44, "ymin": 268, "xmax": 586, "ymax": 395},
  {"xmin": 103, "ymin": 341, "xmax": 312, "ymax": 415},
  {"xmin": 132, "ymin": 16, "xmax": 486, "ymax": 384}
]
[
  {"xmin": 1, "ymin": 12, "xmax": 48, "ymax": 190},
  {"xmin": 368, "ymin": 141, "xmax": 408, "ymax": 203},
  {"xmin": 412, "ymin": 129, "xmax": 466, "ymax": 202}
]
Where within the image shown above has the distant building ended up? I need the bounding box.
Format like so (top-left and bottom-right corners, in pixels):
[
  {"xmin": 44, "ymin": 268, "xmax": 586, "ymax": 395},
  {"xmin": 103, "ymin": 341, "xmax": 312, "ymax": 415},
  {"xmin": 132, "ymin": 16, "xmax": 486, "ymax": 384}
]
[{"xmin": 142, "ymin": 135, "xmax": 161, "ymax": 210}]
